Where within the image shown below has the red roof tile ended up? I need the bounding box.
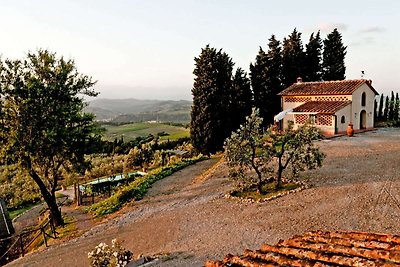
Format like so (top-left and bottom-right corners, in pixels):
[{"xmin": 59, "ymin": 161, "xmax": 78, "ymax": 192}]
[
  {"xmin": 205, "ymin": 230, "xmax": 400, "ymax": 267},
  {"xmin": 278, "ymin": 79, "xmax": 379, "ymax": 96},
  {"xmin": 293, "ymin": 100, "xmax": 351, "ymax": 114}
]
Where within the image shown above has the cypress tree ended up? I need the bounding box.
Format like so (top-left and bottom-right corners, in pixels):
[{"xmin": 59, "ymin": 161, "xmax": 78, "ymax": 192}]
[
  {"xmin": 383, "ymin": 95, "xmax": 390, "ymax": 121},
  {"xmin": 265, "ymin": 35, "xmax": 283, "ymax": 122},
  {"xmin": 250, "ymin": 47, "xmax": 269, "ymax": 125},
  {"xmin": 231, "ymin": 68, "xmax": 253, "ymax": 130},
  {"xmin": 304, "ymin": 31, "xmax": 323, "ymax": 81},
  {"xmin": 190, "ymin": 45, "xmax": 234, "ymax": 155},
  {"xmin": 322, "ymin": 28, "xmax": 347, "ymax": 81},
  {"xmin": 394, "ymin": 92, "xmax": 399, "ymax": 122},
  {"xmin": 250, "ymin": 35, "xmax": 282, "ymax": 125},
  {"xmin": 282, "ymin": 28, "xmax": 305, "ymax": 88},
  {"xmin": 388, "ymin": 91, "xmax": 395, "ymax": 121},
  {"xmin": 377, "ymin": 93, "xmax": 384, "ymax": 121},
  {"xmin": 216, "ymin": 50, "xmax": 235, "ymax": 138}
]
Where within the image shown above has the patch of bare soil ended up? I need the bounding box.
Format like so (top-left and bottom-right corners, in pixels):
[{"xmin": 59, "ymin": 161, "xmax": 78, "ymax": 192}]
[{"xmin": 7, "ymin": 129, "xmax": 400, "ymax": 267}]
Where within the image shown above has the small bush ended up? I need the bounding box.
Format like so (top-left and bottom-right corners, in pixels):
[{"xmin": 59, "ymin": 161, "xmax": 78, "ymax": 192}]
[{"xmin": 88, "ymin": 239, "xmax": 133, "ymax": 267}]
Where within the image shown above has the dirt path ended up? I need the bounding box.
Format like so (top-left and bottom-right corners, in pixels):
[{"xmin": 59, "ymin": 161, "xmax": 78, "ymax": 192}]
[{"xmin": 7, "ymin": 129, "xmax": 400, "ymax": 267}]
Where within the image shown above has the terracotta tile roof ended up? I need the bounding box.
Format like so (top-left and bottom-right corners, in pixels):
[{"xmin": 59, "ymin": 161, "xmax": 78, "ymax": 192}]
[
  {"xmin": 205, "ymin": 230, "xmax": 400, "ymax": 267},
  {"xmin": 278, "ymin": 79, "xmax": 379, "ymax": 96},
  {"xmin": 292, "ymin": 100, "xmax": 351, "ymax": 114}
]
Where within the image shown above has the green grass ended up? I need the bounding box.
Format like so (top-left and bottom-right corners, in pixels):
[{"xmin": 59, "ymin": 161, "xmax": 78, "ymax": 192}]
[
  {"xmin": 102, "ymin": 122, "xmax": 189, "ymax": 141},
  {"xmin": 232, "ymin": 181, "xmax": 300, "ymax": 201},
  {"xmin": 27, "ymin": 214, "xmax": 77, "ymax": 252},
  {"xmin": 9, "ymin": 203, "xmax": 40, "ymax": 220}
]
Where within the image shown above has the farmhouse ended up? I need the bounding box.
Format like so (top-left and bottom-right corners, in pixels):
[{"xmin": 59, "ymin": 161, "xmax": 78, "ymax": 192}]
[{"xmin": 275, "ymin": 78, "xmax": 379, "ymax": 135}]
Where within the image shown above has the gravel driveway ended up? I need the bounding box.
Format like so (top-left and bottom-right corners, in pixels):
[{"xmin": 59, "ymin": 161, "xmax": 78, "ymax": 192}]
[{"xmin": 8, "ymin": 128, "xmax": 400, "ymax": 267}]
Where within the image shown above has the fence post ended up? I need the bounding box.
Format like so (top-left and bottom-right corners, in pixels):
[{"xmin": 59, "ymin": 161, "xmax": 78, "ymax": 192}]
[
  {"xmin": 74, "ymin": 183, "xmax": 77, "ymax": 203},
  {"xmin": 59, "ymin": 207, "xmax": 63, "ymax": 228},
  {"xmin": 77, "ymin": 183, "xmax": 81, "ymax": 206},
  {"xmin": 41, "ymin": 228, "xmax": 48, "ymax": 247},
  {"xmin": 19, "ymin": 235, "xmax": 24, "ymax": 257},
  {"xmin": 52, "ymin": 216, "xmax": 57, "ymax": 238}
]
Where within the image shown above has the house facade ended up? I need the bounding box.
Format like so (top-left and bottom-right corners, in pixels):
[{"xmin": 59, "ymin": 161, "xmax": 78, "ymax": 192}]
[{"xmin": 276, "ymin": 78, "xmax": 378, "ymax": 135}]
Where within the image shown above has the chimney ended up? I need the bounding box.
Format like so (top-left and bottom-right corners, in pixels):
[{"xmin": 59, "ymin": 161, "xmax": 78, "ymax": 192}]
[{"xmin": 296, "ymin": 77, "xmax": 303, "ymax": 83}]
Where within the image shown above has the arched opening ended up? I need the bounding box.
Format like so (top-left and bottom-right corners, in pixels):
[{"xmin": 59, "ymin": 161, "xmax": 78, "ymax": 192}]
[
  {"xmin": 341, "ymin": 115, "xmax": 345, "ymax": 123},
  {"xmin": 360, "ymin": 110, "xmax": 366, "ymax": 129},
  {"xmin": 361, "ymin": 92, "xmax": 366, "ymax": 107}
]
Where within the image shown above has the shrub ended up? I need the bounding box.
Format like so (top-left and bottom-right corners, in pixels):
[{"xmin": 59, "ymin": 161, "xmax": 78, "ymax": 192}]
[{"xmin": 88, "ymin": 239, "xmax": 133, "ymax": 267}]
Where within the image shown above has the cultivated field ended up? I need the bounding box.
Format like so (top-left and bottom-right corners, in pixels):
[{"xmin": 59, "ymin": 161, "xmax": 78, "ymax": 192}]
[
  {"xmin": 8, "ymin": 128, "xmax": 400, "ymax": 267},
  {"xmin": 102, "ymin": 122, "xmax": 189, "ymax": 141}
]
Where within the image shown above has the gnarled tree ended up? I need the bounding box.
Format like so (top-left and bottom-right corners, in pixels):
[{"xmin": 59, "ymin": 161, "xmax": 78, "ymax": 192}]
[
  {"xmin": 265, "ymin": 121, "xmax": 325, "ymax": 188},
  {"xmin": 225, "ymin": 108, "xmax": 325, "ymax": 192},
  {"xmin": 0, "ymin": 50, "xmax": 100, "ymax": 225},
  {"xmin": 224, "ymin": 108, "xmax": 271, "ymax": 193}
]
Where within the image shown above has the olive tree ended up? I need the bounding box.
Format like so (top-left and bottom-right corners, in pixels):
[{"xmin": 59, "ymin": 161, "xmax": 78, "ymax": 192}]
[
  {"xmin": 224, "ymin": 108, "xmax": 272, "ymax": 193},
  {"xmin": 0, "ymin": 50, "xmax": 100, "ymax": 225},
  {"xmin": 266, "ymin": 121, "xmax": 325, "ymax": 189},
  {"xmin": 224, "ymin": 108, "xmax": 325, "ymax": 192},
  {"xmin": 124, "ymin": 143, "xmax": 154, "ymax": 171}
]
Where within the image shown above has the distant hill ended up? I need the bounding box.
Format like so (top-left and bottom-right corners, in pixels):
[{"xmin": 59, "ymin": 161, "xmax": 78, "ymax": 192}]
[{"xmin": 85, "ymin": 98, "xmax": 192, "ymax": 123}]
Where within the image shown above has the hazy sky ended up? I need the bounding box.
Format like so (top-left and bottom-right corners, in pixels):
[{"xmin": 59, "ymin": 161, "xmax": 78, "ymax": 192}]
[{"xmin": 0, "ymin": 0, "xmax": 399, "ymax": 100}]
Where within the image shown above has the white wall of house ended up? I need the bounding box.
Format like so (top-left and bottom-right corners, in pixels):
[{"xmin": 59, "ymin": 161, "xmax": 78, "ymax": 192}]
[
  {"xmin": 351, "ymin": 84, "xmax": 376, "ymax": 130},
  {"xmin": 282, "ymin": 113, "xmax": 295, "ymax": 129},
  {"xmin": 315, "ymin": 116, "xmax": 335, "ymax": 135},
  {"xmin": 334, "ymin": 104, "xmax": 352, "ymax": 133}
]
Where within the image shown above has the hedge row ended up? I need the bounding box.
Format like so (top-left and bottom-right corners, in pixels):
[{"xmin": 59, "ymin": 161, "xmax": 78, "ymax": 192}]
[{"xmin": 87, "ymin": 156, "xmax": 206, "ymax": 216}]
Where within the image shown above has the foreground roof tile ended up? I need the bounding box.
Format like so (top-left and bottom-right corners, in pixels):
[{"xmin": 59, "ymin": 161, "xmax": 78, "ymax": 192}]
[{"xmin": 205, "ymin": 230, "xmax": 400, "ymax": 267}]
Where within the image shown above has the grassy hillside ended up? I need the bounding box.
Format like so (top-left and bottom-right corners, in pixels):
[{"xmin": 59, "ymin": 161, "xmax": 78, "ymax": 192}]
[
  {"xmin": 85, "ymin": 98, "xmax": 191, "ymax": 123},
  {"xmin": 102, "ymin": 122, "xmax": 190, "ymax": 141}
]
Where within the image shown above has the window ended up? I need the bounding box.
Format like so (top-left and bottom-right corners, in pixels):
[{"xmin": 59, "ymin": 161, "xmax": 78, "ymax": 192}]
[
  {"xmin": 341, "ymin": 115, "xmax": 345, "ymax": 123},
  {"xmin": 361, "ymin": 92, "xmax": 366, "ymax": 107}
]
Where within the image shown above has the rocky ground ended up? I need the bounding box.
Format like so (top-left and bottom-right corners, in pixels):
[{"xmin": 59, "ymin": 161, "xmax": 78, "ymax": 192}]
[{"xmin": 7, "ymin": 128, "xmax": 400, "ymax": 267}]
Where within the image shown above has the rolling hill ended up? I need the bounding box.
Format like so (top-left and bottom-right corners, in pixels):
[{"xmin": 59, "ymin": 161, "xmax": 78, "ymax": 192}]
[{"xmin": 85, "ymin": 98, "xmax": 191, "ymax": 123}]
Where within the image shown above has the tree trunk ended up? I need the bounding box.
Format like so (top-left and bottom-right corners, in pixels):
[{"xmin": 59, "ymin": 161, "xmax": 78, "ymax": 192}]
[
  {"xmin": 44, "ymin": 194, "xmax": 64, "ymax": 226},
  {"xmin": 251, "ymin": 147, "xmax": 263, "ymax": 194},
  {"xmin": 252, "ymin": 163, "xmax": 263, "ymax": 194},
  {"xmin": 276, "ymin": 156, "xmax": 283, "ymax": 189},
  {"xmin": 257, "ymin": 180, "xmax": 263, "ymax": 194},
  {"xmin": 26, "ymin": 162, "xmax": 64, "ymax": 226},
  {"xmin": 276, "ymin": 167, "xmax": 283, "ymax": 189},
  {"xmin": 255, "ymin": 169, "xmax": 263, "ymax": 194}
]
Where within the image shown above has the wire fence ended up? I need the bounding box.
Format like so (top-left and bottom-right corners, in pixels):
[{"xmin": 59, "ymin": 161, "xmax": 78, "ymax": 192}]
[{"xmin": 0, "ymin": 196, "xmax": 69, "ymax": 265}]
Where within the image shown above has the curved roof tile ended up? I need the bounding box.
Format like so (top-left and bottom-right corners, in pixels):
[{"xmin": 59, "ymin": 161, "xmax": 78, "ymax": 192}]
[
  {"xmin": 278, "ymin": 79, "xmax": 379, "ymax": 96},
  {"xmin": 206, "ymin": 230, "xmax": 400, "ymax": 266}
]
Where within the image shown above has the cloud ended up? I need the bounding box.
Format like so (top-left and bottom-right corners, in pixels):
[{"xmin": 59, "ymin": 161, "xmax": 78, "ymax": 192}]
[
  {"xmin": 317, "ymin": 23, "xmax": 348, "ymax": 32},
  {"xmin": 359, "ymin": 27, "xmax": 385, "ymax": 33},
  {"xmin": 349, "ymin": 36, "xmax": 375, "ymax": 47}
]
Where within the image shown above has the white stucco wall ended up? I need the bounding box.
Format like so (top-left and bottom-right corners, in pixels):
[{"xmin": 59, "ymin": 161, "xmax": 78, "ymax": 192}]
[
  {"xmin": 334, "ymin": 104, "xmax": 352, "ymax": 133},
  {"xmin": 281, "ymin": 97, "xmax": 307, "ymax": 129},
  {"xmin": 282, "ymin": 113, "xmax": 295, "ymax": 129},
  {"xmin": 351, "ymin": 84, "xmax": 376, "ymax": 130},
  {"xmin": 315, "ymin": 118, "xmax": 335, "ymax": 135}
]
